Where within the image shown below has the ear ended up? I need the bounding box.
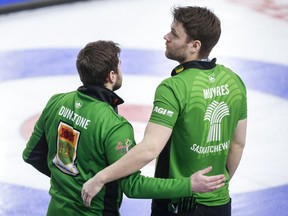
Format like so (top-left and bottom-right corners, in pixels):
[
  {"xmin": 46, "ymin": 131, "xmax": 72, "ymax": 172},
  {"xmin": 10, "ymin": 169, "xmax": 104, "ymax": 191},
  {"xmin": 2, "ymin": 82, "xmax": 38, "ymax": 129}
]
[
  {"xmin": 190, "ymin": 40, "xmax": 201, "ymax": 53},
  {"xmin": 107, "ymin": 70, "xmax": 117, "ymax": 83}
]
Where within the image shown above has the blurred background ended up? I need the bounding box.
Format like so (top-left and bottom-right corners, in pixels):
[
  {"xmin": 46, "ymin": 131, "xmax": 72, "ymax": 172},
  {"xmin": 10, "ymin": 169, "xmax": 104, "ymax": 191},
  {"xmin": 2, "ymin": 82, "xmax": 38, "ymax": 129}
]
[{"xmin": 0, "ymin": 0, "xmax": 287, "ymax": 215}]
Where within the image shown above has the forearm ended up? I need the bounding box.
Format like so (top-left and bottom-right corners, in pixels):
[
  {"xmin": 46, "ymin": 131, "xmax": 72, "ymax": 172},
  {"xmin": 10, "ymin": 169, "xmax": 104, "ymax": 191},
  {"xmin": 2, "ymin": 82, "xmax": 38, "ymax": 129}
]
[{"xmin": 121, "ymin": 172, "xmax": 191, "ymax": 199}]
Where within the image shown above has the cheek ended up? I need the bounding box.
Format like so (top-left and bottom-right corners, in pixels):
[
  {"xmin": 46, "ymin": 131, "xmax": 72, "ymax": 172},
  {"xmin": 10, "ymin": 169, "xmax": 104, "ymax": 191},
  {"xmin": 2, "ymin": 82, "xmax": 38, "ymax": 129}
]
[{"xmin": 168, "ymin": 41, "xmax": 180, "ymax": 50}]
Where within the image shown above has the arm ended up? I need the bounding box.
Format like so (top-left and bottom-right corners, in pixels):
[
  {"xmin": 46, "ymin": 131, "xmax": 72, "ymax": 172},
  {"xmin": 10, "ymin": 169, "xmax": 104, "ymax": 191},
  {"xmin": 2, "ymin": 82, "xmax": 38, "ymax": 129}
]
[
  {"xmin": 93, "ymin": 122, "xmax": 172, "ymax": 186},
  {"xmin": 80, "ymin": 122, "xmax": 171, "ymax": 207},
  {"xmin": 81, "ymin": 122, "xmax": 226, "ymax": 207},
  {"xmin": 121, "ymin": 166, "xmax": 225, "ymax": 199},
  {"xmin": 226, "ymin": 118, "xmax": 247, "ymax": 180},
  {"xmin": 22, "ymin": 113, "xmax": 51, "ymax": 177},
  {"xmin": 82, "ymin": 166, "xmax": 225, "ymax": 207},
  {"xmin": 22, "ymin": 95, "xmax": 61, "ymax": 177}
]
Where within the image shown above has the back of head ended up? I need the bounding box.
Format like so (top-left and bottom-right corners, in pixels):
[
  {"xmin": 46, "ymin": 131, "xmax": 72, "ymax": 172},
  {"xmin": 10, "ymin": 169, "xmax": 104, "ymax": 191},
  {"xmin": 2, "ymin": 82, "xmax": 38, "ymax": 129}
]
[
  {"xmin": 76, "ymin": 40, "xmax": 121, "ymax": 87},
  {"xmin": 172, "ymin": 6, "xmax": 221, "ymax": 59}
]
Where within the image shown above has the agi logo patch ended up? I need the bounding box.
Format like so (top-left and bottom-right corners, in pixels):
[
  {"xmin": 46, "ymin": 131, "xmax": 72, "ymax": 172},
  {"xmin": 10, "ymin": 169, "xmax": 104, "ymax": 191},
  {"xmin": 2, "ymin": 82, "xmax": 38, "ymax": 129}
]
[{"xmin": 153, "ymin": 106, "xmax": 174, "ymax": 117}]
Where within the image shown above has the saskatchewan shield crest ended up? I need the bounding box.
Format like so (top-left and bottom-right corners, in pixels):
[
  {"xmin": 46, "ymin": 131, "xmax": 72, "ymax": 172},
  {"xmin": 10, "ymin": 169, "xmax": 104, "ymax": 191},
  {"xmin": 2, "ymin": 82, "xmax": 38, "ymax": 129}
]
[{"xmin": 53, "ymin": 122, "xmax": 80, "ymax": 176}]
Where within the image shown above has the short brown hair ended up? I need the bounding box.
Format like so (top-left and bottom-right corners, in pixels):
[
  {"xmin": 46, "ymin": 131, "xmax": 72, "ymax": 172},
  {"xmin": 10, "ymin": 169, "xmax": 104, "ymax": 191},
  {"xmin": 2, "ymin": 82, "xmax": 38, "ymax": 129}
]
[
  {"xmin": 172, "ymin": 6, "xmax": 221, "ymax": 58},
  {"xmin": 76, "ymin": 40, "xmax": 120, "ymax": 86}
]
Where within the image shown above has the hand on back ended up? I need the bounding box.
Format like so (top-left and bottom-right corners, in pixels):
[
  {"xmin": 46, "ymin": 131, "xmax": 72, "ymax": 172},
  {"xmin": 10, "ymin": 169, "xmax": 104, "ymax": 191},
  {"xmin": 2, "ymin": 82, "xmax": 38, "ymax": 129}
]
[{"xmin": 190, "ymin": 166, "xmax": 225, "ymax": 193}]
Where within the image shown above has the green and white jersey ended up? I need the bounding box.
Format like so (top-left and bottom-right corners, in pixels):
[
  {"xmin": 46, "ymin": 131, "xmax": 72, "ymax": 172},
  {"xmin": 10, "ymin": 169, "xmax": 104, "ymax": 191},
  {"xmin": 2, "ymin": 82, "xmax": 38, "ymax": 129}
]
[
  {"xmin": 23, "ymin": 85, "xmax": 192, "ymax": 216},
  {"xmin": 150, "ymin": 60, "xmax": 247, "ymax": 212}
]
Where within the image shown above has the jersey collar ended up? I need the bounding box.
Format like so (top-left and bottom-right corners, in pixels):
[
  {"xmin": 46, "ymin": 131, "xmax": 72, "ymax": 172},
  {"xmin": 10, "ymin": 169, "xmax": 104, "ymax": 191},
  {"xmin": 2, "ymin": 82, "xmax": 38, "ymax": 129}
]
[
  {"xmin": 171, "ymin": 58, "xmax": 216, "ymax": 77},
  {"xmin": 77, "ymin": 85, "xmax": 124, "ymax": 108}
]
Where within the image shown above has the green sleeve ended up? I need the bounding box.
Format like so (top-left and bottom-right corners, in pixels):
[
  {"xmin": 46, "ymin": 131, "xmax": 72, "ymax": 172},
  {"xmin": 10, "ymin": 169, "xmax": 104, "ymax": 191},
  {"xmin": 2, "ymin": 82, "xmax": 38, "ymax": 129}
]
[
  {"xmin": 22, "ymin": 111, "xmax": 44, "ymax": 158},
  {"xmin": 239, "ymin": 87, "xmax": 247, "ymax": 120},
  {"xmin": 149, "ymin": 82, "xmax": 179, "ymax": 129},
  {"xmin": 104, "ymin": 121, "xmax": 137, "ymax": 164},
  {"xmin": 22, "ymin": 106, "xmax": 51, "ymax": 176},
  {"xmin": 232, "ymin": 72, "xmax": 247, "ymax": 120},
  {"xmin": 22, "ymin": 95, "xmax": 60, "ymax": 176},
  {"xmin": 120, "ymin": 172, "xmax": 192, "ymax": 199}
]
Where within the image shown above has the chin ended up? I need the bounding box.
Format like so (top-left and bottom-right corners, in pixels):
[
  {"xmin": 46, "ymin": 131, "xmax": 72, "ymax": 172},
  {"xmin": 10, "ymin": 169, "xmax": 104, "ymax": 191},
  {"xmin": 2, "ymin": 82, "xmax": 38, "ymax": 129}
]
[
  {"xmin": 165, "ymin": 51, "xmax": 172, "ymax": 59},
  {"xmin": 165, "ymin": 54, "xmax": 176, "ymax": 61},
  {"xmin": 113, "ymin": 84, "xmax": 122, "ymax": 91}
]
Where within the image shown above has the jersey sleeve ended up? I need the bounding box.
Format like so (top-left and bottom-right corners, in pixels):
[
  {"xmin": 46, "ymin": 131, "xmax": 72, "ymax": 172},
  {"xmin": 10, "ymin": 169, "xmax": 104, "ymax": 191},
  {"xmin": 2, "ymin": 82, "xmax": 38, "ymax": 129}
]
[
  {"xmin": 149, "ymin": 82, "xmax": 179, "ymax": 129},
  {"xmin": 239, "ymin": 94, "xmax": 247, "ymax": 120},
  {"xmin": 22, "ymin": 98, "xmax": 54, "ymax": 177},
  {"xmin": 239, "ymin": 81, "xmax": 247, "ymax": 120},
  {"xmin": 235, "ymin": 74, "xmax": 247, "ymax": 120},
  {"xmin": 104, "ymin": 121, "xmax": 136, "ymax": 164},
  {"xmin": 120, "ymin": 171, "xmax": 192, "ymax": 199}
]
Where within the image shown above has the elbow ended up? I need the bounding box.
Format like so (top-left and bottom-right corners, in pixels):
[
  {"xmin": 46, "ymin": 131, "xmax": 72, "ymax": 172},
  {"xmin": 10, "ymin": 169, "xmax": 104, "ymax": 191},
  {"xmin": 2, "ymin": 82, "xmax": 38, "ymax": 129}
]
[
  {"xmin": 120, "ymin": 175, "xmax": 142, "ymax": 199},
  {"xmin": 142, "ymin": 144, "xmax": 160, "ymax": 163},
  {"xmin": 240, "ymin": 142, "xmax": 246, "ymax": 149},
  {"xmin": 237, "ymin": 141, "xmax": 246, "ymax": 150}
]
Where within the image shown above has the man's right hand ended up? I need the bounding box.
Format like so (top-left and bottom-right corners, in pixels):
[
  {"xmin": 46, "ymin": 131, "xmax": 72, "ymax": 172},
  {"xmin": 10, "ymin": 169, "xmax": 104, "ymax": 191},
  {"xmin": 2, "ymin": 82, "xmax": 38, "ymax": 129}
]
[
  {"xmin": 190, "ymin": 166, "xmax": 225, "ymax": 193},
  {"xmin": 82, "ymin": 174, "xmax": 104, "ymax": 208}
]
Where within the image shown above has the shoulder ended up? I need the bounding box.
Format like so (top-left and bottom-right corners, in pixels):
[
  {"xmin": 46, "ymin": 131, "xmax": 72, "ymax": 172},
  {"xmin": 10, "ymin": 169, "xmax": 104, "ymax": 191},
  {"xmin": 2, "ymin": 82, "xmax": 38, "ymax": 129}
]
[
  {"xmin": 216, "ymin": 64, "xmax": 246, "ymax": 89},
  {"xmin": 216, "ymin": 64, "xmax": 243, "ymax": 80},
  {"xmin": 47, "ymin": 91, "xmax": 76, "ymax": 104},
  {"xmin": 95, "ymin": 103, "xmax": 131, "ymax": 128}
]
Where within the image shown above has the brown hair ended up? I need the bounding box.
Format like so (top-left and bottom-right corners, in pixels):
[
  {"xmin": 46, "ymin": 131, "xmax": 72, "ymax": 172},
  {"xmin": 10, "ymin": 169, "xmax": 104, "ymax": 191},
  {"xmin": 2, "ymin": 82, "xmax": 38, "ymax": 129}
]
[
  {"xmin": 172, "ymin": 6, "xmax": 221, "ymax": 58},
  {"xmin": 76, "ymin": 40, "xmax": 120, "ymax": 86}
]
